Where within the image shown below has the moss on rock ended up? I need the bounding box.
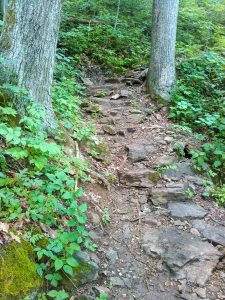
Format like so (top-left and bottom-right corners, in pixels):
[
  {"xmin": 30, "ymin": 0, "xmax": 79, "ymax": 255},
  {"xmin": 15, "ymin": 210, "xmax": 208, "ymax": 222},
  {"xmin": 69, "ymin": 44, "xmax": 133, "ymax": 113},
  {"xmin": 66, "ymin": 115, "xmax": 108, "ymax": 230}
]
[
  {"xmin": 0, "ymin": 239, "xmax": 42, "ymax": 300},
  {"xmin": 93, "ymin": 141, "xmax": 111, "ymax": 164},
  {"xmin": 148, "ymin": 171, "xmax": 161, "ymax": 183}
]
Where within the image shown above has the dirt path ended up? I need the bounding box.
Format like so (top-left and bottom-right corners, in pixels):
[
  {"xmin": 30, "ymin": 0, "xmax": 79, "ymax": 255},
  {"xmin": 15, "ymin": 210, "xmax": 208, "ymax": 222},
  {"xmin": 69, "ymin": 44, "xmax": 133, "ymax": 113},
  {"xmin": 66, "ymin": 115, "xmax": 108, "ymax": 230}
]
[{"xmin": 78, "ymin": 70, "xmax": 225, "ymax": 300}]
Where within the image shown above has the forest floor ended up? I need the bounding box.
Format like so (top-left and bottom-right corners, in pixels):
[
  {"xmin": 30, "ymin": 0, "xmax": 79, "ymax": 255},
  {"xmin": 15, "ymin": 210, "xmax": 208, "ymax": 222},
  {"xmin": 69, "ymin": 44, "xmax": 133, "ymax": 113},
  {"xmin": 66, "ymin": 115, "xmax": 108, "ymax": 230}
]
[{"xmin": 74, "ymin": 67, "xmax": 225, "ymax": 300}]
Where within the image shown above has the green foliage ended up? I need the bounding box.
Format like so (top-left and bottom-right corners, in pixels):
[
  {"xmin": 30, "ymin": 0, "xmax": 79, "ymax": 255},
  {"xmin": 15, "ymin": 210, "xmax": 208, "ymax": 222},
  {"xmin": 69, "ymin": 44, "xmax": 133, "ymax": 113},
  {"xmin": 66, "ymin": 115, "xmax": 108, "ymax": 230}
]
[
  {"xmin": 60, "ymin": 25, "xmax": 149, "ymax": 73},
  {"xmin": 101, "ymin": 209, "xmax": 110, "ymax": 224},
  {"xmin": 96, "ymin": 294, "xmax": 108, "ymax": 300},
  {"xmin": 212, "ymin": 184, "xmax": 225, "ymax": 206},
  {"xmin": 0, "ymin": 54, "xmax": 98, "ymax": 297},
  {"xmin": 170, "ymin": 52, "xmax": 225, "ymax": 181}
]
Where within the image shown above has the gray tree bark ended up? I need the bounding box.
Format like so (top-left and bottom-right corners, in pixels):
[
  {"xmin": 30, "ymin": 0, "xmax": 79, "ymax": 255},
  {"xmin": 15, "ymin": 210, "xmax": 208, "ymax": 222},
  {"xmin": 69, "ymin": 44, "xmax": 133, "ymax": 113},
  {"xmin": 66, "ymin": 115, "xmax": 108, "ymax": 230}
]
[
  {"xmin": 147, "ymin": 0, "xmax": 179, "ymax": 101},
  {"xmin": 1, "ymin": 0, "xmax": 8, "ymax": 17},
  {"xmin": 0, "ymin": 0, "xmax": 62, "ymax": 128}
]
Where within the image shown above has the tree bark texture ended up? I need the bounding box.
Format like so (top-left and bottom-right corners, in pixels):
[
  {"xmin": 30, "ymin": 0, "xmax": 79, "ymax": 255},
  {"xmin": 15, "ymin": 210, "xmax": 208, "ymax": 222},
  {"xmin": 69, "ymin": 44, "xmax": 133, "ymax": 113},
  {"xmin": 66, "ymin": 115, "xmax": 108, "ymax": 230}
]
[
  {"xmin": 1, "ymin": 0, "xmax": 8, "ymax": 16},
  {"xmin": 0, "ymin": 0, "xmax": 62, "ymax": 128},
  {"xmin": 147, "ymin": 0, "xmax": 179, "ymax": 101}
]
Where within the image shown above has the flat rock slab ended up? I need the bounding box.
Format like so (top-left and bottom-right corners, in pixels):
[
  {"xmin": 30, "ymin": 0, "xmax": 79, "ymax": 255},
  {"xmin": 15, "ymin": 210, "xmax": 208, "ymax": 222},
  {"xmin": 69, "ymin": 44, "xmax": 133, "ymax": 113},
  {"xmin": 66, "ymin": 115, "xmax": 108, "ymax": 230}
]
[
  {"xmin": 163, "ymin": 161, "xmax": 195, "ymax": 180},
  {"xmin": 154, "ymin": 155, "xmax": 178, "ymax": 166},
  {"xmin": 119, "ymin": 169, "xmax": 160, "ymax": 188},
  {"xmin": 142, "ymin": 227, "xmax": 220, "ymax": 286},
  {"xmin": 149, "ymin": 183, "xmax": 189, "ymax": 205},
  {"xmin": 168, "ymin": 202, "xmax": 207, "ymax": 220},
  {"xmin": 192, "ymin": 220, "xmax": 225, "ymax": 246},
  {"xmin": 126, "ymin": 139, "xmax": 156, "ymax": 162}
]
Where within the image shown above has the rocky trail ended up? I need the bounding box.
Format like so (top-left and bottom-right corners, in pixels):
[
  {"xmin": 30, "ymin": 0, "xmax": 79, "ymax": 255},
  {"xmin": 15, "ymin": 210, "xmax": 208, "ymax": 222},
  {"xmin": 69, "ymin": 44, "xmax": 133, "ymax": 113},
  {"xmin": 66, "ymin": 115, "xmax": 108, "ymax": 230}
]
[{"xmin": 75, "ymin": 68, "xmax": 225, "ymax": 300}]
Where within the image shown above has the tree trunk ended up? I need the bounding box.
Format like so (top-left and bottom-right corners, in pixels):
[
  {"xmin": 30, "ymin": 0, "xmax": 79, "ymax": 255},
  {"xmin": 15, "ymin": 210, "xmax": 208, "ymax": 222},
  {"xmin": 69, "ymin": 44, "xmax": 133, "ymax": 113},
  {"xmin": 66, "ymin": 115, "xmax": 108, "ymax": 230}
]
[
  {"xmin": 146, "ymin": 0, "xmax": 179, "ymax": 101},
  {"xmin": 0, "ymin": 0, "xmax": 62, "ymax": 128},
  {"xmin": 1, "ymin": 0, "xmax": 8, "ymax": 16}
]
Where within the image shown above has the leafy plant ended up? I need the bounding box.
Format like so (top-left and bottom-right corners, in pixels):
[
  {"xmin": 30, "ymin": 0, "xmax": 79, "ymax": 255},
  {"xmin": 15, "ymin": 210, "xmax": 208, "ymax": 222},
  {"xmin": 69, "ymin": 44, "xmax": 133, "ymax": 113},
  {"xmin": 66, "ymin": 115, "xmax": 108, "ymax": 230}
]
[{"xmin": 101, "ymin": 209, "xmax": 110, "ymax": 224}]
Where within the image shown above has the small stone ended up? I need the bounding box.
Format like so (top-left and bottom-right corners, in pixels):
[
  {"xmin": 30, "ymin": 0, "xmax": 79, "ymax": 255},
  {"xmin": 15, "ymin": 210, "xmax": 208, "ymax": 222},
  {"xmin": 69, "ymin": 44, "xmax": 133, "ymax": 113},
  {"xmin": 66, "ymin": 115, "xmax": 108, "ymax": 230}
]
[
  {"xmin": 120, "ymin": 89, "xmax": 130, "ymax": 97},
  {"xmin": 195, "ymin": 287, "xmax": 206, "ymax": 299},
  {"xmin": 164, "ymin": 136, "xmax": 173, "ymax": 143},
  {"xmin": 126, "ymin": 140, "xmax": 156, "ymax": 162},
  {"xmin": 81, "ymin": 77, "xmax": 94, "ymax": 86},
  {"xmin": 143, "ymin": 215, "xmax": 160, "ymax": 226},
  {"xmin": 89, "ymin": 230, "xmax": 101, "ymax": 240},
  {"xmin": 110, "ymin": 277, "xmax": 125, "ymax": 287},
  {"xmin": 89, "ymin": 212, "xmax": 101, "ymax": 225},
  {"xmin": 102, "ymin": 124, "xmax": 116, "ymax": 135},
  {"xmin": 123, "ymin": 277, "xmax": 132, "ymax": 288},
  {"xmin": 111, "ymin": 93, "xmax": 120, "ymax": 100},
  {"xmin": 93, "ymin": 286, "xmax": 110, "ymax": 295},
  {"xmin": 106, "ymin": 248, "xmax": 118, "ymax": 264},
  {"xmin": 190, "ymin": 228, "xmax": 201, "ymax": 236},
  {"xmin": 174, "ymin": 220, "xmax": 185, "ymax": 226}
]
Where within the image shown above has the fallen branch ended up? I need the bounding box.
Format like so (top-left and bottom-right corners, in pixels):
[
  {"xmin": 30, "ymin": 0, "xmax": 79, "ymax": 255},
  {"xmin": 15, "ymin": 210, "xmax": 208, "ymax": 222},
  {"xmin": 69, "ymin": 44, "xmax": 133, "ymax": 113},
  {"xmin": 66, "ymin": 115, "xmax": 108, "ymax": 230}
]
[{"xmin": 86, "ymin": 168, "xmax": 111, "ymax": 191}]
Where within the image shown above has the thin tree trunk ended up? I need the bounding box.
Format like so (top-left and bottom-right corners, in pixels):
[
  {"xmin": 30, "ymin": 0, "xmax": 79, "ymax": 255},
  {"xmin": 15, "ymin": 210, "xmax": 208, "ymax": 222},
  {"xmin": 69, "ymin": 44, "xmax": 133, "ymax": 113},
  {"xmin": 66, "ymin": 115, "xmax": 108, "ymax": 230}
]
[
  {"xmin": 114, "ymin": 0, "xmax": 121, "ymax": 29},
  {"xmin": 146, "ymin": 0, "xmax": 179, "ymax": 101},
  {"xmin": 0, "ymin": 0, "xmax": 62, "ymax": 128}
]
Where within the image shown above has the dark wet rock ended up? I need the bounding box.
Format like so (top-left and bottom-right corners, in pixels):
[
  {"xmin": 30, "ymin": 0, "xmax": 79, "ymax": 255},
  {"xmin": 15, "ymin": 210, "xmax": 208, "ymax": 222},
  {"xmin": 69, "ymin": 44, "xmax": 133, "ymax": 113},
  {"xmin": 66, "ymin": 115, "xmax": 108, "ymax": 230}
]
[
  {"xmin": 168, "ymin": 202, "xmax": 207, "ymax": 220},
  {"xmin": 163, "ymin": 161, "xmax": 195, "ymax": 180},
  {"xmin": 102, "ymin": 124, "xmax": 117, "ymax": 135},
  {"xmin": 119, "ymin": 169, "xmax": 160, "ymax": 188},
  {"xmin": 149, "ymin": 183, "xmax": 189, "ymax": 205},
  {"xmin": 110, "ymin": 277, "xmax": 125, "ymax": 287},
  {"xmin": 72, "ymin": 251, "xmax": 99, "ymax": 284},
  {"xmin": 192, "ymin": 220, "xmax": 225, "ymax": 246},
  {"xmin": 126, "ymin": 140, "xmax": 156, "ymax": 162},
  {"xmin": 142, "ymin": 227, "xmax": 220, "ymax": 286}
]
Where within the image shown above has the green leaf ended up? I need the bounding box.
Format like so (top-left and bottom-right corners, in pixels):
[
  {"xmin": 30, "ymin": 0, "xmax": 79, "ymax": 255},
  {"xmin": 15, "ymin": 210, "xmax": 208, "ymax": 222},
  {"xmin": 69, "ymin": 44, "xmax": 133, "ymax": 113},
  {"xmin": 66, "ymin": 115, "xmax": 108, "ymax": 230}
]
[
  {"xmin": 47, "ymin": 290, "xmax": 58, "ymax": 298},
  {"xmin": 63, "ymin": 264, "xmax": 73, "ymax": 276},
  {"xmin": 66, "ymin": 257, "xmax": 79, "ymax": 267},
  {"xmin": 62, "ymin": 191, "xmax": 73, "ymax": 200},
  {"xmin": 214, "ymin": 160, "xmax": 222, "ymax": 168},
  {"xmin": 75, "ymin": 187, "xmax": 83, "ymax": 198},
  {"xmin": 76, "ymin": 215, "xmax": 87, "ymax": 224},
  {"xmin": 79, "ymin": 203, "xmax": 87, "ymax": 213},
  {"xmin": 54, "ymin": 259, "xmax": 64, "ymax": 271}
]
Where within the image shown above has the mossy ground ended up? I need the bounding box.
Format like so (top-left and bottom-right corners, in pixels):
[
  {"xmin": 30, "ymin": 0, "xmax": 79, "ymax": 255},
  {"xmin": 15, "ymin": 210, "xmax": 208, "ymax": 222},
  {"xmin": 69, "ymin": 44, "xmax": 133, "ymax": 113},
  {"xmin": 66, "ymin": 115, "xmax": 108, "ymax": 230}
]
[{"xmin": 0, "ymin": 239, "xmax": 42, "ymax": 300}]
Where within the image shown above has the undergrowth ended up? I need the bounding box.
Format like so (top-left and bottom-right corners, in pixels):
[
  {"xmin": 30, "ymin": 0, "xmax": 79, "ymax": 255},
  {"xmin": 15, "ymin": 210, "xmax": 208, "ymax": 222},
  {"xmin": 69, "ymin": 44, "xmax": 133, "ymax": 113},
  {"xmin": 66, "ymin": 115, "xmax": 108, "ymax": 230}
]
[{"xmin": 0, "ymin": 53, "xmax": 101, "ymax": 298}]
